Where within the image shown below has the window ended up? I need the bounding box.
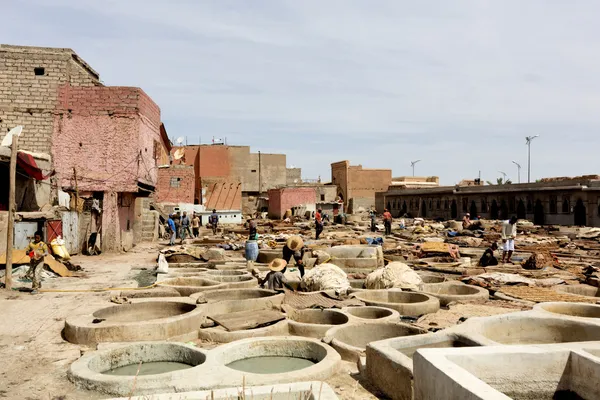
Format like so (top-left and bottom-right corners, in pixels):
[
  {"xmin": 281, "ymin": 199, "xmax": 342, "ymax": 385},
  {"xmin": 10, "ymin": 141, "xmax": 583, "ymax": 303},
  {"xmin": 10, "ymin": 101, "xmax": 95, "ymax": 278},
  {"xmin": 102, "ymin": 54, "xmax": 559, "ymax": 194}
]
[
  {"xmin": 562, "ymin": 197, "xmax": 570, "ymax": 213},
  {"xmin": 549, "ymin": 196, "xmax": 557, "ymax": 214},
  {"xmin": 170, "ymin": 177, "xmax": 181, "ymax": 188},
  {"xmin": 429, "ymin": 199, "xmax": 433, "ymax": 210},
  {"xmin": 251, "ymin": 169, "xmax": 257, "ymax": 173},
  {"xmin": 320, "ymin": 194, "xmax": 325, "ymax": 201},
  {"xmin": 34, "ymin": 67, "xmax": 45, "ymax": 76}
]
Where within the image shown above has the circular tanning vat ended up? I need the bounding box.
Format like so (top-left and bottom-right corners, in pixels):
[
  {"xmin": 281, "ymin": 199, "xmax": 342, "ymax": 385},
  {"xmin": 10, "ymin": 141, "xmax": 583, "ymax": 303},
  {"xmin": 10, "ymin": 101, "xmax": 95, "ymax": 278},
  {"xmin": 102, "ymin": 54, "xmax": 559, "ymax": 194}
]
[
  {"xmin": 288, "ymin": 309, "xmax": 349, "ymax": 338},
  {"xmin": 352, "ymin": 290, "xmax": 440, "ymax": 316}
]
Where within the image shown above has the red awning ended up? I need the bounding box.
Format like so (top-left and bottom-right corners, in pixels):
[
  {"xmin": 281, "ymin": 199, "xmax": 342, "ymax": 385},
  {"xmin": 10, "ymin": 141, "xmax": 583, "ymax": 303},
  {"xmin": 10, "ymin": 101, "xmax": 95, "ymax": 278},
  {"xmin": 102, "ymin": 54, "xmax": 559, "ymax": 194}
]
[{"xmin": 17, "ymin": 152, "xmax": 55, "ymax": 180}]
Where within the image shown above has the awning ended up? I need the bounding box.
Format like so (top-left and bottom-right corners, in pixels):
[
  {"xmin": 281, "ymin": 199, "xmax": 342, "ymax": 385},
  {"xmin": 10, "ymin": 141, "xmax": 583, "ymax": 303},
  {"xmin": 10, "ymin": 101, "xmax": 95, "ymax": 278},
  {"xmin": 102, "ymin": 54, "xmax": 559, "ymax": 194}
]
[{"xmin": 17, "ymin": 152, "xmax": 55, "ymax": 180}]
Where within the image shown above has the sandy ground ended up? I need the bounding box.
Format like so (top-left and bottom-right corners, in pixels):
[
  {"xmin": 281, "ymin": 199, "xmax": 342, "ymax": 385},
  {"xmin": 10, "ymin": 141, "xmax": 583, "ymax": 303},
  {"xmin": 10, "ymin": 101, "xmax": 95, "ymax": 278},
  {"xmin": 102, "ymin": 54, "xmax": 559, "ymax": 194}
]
[{"xmin": 0, "ymin": 242, "xmax": 382, "ymax": 400}]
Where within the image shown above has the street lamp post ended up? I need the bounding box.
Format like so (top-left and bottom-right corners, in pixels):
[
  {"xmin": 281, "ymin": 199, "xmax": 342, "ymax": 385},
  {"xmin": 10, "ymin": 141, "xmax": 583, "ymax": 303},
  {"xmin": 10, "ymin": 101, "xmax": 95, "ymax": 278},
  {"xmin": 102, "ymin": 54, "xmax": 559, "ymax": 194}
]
[
  {"xmin": 525, "ymin": 135, "xmax": 539, "ymax": 183},
  {"xmin": 410, "ymin": 160, "xmax": 421, "ymax": 177},
  {"xmin": 498, "ymin": 170, "xmax": 507, "ymax": 183},
  {"xmin": 512, "ymin": 160, "xmax": 521, "ymax": 184}
]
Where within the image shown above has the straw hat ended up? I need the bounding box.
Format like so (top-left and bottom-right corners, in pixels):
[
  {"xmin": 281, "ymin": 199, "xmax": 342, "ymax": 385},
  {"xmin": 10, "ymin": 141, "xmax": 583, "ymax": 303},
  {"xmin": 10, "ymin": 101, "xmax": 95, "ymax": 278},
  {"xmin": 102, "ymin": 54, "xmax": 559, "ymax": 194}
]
[
  {"xmin": 286, "ymin": 235, "xmax": 304, "ymax": 251},
  {"xmin": 268, "ymin": 258, "xmax": 287, "ymax": 272}
]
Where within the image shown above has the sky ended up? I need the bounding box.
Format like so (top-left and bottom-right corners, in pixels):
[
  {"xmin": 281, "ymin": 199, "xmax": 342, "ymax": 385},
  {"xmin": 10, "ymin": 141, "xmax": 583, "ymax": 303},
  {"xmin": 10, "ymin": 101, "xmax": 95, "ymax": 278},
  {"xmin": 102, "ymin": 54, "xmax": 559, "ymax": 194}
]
[{"xmin": 2, "ymin": 1, "xmax": 600, "ymax": 185}]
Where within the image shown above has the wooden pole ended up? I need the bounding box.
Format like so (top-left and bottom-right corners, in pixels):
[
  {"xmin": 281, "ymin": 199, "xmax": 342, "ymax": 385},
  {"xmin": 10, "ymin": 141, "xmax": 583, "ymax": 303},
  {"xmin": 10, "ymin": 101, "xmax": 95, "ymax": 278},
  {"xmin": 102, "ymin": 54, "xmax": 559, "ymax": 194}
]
[
  {"xmin": 5, "ymin": 134, "xmax": 18, "ymax": 290},
  {"xmin": 73, "ymin": 167, "xmax": 79, "ymax": 212}
]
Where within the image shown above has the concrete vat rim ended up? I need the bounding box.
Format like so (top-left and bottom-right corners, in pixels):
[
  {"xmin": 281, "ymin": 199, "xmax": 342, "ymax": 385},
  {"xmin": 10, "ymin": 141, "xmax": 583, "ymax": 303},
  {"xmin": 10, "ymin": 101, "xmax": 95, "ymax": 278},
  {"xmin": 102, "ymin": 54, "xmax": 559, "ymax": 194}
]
[
  {"xmin": 419, "ymin": 281, "xmax": 489, "ymax": 306},
  {"xmin": 156, "ymin": 277, "xmax": 226, "ymax": 296},
  {"xmin": 189, "ymin": 288, "xmax": 282, "ymax": 303},
  {"xmin": 534, "ymin": 302, "xmax": 600, "ymax": 319},
  {"xmin": 64, "ymin": 301, "xmax": 206, "ymax": 345},
  {"xmin": 324, "ymin": 322, "xmax": 427, "ymax": 362},
  {"xmin": 68, "ymin": 342, "xmax": 208, "ymax": 396},
  {"xmin": 341, "ymin": 306, "xmax": 400, "ymax": 323},
  {"xmin": 351, "ymin": 290, "xmax": 440, "ymax": 317},
  {"xmin": 210, "ymin": 336, "xmax": 341, "ymax": 385}
]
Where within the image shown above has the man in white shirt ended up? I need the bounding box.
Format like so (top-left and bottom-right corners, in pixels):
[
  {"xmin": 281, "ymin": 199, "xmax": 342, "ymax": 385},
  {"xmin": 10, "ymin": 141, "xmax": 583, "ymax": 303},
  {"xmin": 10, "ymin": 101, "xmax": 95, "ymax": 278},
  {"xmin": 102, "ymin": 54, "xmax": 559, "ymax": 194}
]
[{"xmin": 501, "ymin": 216, "xmax": 518, "ymax": 263}]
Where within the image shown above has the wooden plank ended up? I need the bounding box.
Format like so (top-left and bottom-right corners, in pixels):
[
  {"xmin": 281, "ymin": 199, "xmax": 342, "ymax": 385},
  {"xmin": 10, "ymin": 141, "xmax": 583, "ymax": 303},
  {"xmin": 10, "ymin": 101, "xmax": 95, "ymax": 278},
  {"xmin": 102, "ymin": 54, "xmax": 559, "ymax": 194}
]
[
  {"xmin": 208, "ymin": 309, "xmax": 284, "ymax": 332},
  {"xmin": 0, "ymin": 250, "xmax": 73, "ymax": 277}
]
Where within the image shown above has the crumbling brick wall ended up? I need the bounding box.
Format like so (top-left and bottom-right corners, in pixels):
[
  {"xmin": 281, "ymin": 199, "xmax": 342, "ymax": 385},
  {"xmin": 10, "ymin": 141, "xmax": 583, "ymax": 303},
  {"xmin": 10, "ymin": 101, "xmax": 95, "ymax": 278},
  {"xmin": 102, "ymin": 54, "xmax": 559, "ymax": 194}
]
[
  {"xmin": 0, "ymin": 45, "xmax": 100, "ymax": 154},
  {"xmin": 155, "ymin": 166, "xmax": 195, "ymax": 204}
]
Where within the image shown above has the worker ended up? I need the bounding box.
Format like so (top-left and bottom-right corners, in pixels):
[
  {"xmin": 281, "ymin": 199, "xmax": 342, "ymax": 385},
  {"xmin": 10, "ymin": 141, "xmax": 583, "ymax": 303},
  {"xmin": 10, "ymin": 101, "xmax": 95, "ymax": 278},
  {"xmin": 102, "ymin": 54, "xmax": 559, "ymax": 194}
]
[
  {"xmin": 25, "ymin": 231, "xmax": 48, "ymax": 294},
  {"xmin": 478, "ymin": 242, "xmax": 499, "ymax": 267},
  {"xmin": 248, "ymin": 217, "xmax": 258, "ymax": 240},
  {"xmin": 370, "ymin": 209, "xmax": 376, "ymax": 232},
  {"xmin": 209, "ymin": 209, "xmax": 219, "ymax": 235},
  {"xmin": 383, "ymin": 208, "xmax": 392, "ymax": 236},
  {"xmin": 257, "ymin": 258, "xmax": 294, "ymax": 291},
  {"xmin": 501, "ymin": 216, "xmax": 518, "ymax": 263},
  {"xmin": 315, "ymin": 208, "xmax": 324, "ymax": 240},
  {"xmin": 462, "ymin": 213, "xmax": 472, "ymax": 229},
  {"xmin": 283, "ymin": 235, "xmax": 306, "ymax": 277},
  {"xmin": 167, "ymin": 214, "xmax": 176, "ymax": 245},
  {"xmin": 173, "ymin": 212, "xmax": 181, "ymax": 239},
  {"xmin": 191, "ymin": 213, "xmax": 200, "ymax": 238},
  {"xmin": 180, "ymin": 211, "xmax": 190, "ymax": 243}
]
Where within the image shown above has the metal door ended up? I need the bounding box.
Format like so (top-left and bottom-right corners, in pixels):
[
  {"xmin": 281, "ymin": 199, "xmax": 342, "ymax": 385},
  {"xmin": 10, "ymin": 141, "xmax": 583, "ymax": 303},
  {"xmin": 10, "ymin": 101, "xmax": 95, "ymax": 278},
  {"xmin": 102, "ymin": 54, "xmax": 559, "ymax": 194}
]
[
  {"xmin": 46, "ymin": 220, "xmax": 63, "ymax": 243},
  {"xmin": 13, "ymin": 222, "xmax": 38, "ymax": 249},
  {"xmin": 62, "ymin": 212, "xmax": 80, "ymax": 254}
]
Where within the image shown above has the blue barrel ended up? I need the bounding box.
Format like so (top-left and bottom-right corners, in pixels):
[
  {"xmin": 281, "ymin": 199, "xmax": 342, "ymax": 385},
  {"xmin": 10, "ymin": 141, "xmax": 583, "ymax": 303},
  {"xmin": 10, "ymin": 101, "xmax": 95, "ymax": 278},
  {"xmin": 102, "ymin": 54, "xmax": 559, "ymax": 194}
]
[{"xmin": 245, "ymin": 240, "xmax": 259, "ymax": 262}]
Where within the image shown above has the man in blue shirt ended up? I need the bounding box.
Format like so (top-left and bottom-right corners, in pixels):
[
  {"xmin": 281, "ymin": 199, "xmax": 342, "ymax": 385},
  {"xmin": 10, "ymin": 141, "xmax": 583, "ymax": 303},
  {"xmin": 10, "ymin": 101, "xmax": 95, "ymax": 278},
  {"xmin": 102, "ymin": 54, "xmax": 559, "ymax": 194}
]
[
  {"xmin": 209, "ymin": 209, "xmax": 219, "ymax": 235},
  {"xmin": 167, "ymin": 214, "xmax": 176, "ymax": 245}
]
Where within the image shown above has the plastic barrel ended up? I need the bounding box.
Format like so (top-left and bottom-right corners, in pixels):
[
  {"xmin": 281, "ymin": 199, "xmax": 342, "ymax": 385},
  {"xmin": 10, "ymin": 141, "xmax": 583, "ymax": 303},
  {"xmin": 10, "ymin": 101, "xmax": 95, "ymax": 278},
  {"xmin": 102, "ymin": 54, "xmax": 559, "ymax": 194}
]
[{"xmin": 245, "ymin": 240, "xmax": 259, "ymax": 262}]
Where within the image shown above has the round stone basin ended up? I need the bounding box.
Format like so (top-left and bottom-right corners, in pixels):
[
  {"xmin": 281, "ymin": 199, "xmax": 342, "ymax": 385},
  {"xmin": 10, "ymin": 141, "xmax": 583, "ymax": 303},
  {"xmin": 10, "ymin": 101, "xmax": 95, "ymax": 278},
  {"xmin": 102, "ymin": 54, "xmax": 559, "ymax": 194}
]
[
  {"xmin": 194, "ymin": 288, "xmax": 280, "ymax": 303},
  {"xmin": 92, "ymin": 301, "xmax": 196, "ymax": 323},
  {"xmin": 555, "ymin": 284, "xmax": 600, "ymax": 298},
  {"xmin": 69, "ymin": 342, "xmax": 206, "ymax": 396},
  {"xmin": 325, "ymin": 322, "xmax": 427, "ymax": 361},
  {"xmin": 204, "ymin": 270, "xmax": 248, "ymax": 277},
  {"xmin": 535, "ymin": 302, "xmax": 600, "ymax": 319},
  {"xmin": 478, "ymin": 317, "xmax": 600, "ymax": 345},
  {"xmin": 206, "ymin": 275, "xmax": 258, "ymax": 289},
  {"xmin": 344, "ymin": 306, "xmax": 398, "ymax": 321},
  {"xmin": 291, "ymin": 309, "xmax": 349, "ymax": 325},
  {"xmin": 288, "ymin": 309, "xmax": 350, "ymax": 338},
  {"xmin": 216, "ymin": 337, "xmax": 338, "ymax": 378},
  {"xmin": 417, "ymin": 272, "xmax": 446, "ymax": 284},
  {"xmin": 352, "ymin": 290, "xmax": 440, "ymax": 317},
  {"xmin": 158, "ymin": 277, "xmax": 224, "ymax": 296},
  {"xmin": 420, "ymin": 282, "xmax": 489, "ymax": 306}
]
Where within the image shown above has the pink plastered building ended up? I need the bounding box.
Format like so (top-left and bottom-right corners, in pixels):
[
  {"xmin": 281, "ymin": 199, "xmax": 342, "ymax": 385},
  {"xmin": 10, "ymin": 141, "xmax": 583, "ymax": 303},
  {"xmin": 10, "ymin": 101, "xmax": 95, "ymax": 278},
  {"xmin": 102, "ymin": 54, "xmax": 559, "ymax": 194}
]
[{"xmin": 52, "ymin": 85, "xmax": 171, "ymax": 251}]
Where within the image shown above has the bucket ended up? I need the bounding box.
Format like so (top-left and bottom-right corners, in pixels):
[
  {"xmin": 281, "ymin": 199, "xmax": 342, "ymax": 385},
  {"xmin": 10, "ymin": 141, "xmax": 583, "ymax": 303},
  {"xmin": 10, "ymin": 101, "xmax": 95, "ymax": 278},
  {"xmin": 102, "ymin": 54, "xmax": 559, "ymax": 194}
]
[{"xmin": 245, "ymin": 240, "xmax": 259, "ymax": 262}]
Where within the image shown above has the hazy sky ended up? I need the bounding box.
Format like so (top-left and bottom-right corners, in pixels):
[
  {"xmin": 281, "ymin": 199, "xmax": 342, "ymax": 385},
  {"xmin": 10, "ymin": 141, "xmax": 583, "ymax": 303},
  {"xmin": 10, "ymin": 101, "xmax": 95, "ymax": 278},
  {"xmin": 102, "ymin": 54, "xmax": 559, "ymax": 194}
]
[{"xmin": 3, "ymin": 1, "xmax": 599, "ymax": 184}]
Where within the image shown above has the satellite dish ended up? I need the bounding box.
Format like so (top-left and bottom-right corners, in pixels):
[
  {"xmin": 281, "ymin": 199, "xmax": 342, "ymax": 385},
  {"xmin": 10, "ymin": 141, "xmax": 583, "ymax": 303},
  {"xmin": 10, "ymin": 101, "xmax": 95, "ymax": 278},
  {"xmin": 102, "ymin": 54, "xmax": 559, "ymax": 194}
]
[
  {"xmin": 173, "ymin": 148, "xmax": 185, "ymax": 160},
  {"xmin": 1, "ymin": 126, "xmax": 23, "ymax": 147},
  {"xmin": 176, "ymin": 137, "xmax": 184, "ymax": 145}
]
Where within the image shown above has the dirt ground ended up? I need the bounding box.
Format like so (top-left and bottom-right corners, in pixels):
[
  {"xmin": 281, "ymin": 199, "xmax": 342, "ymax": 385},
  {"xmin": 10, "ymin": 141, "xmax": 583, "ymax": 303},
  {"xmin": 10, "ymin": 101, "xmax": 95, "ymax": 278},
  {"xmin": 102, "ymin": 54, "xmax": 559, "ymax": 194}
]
[{"xmin": 0, "ymin": 243, "xmax": 382, "ymax": 400}]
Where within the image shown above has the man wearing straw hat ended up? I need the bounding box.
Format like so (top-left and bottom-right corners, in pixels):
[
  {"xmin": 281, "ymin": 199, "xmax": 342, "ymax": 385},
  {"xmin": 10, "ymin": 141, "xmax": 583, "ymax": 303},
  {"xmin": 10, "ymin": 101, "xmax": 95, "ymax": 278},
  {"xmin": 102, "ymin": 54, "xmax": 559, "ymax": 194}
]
[
  {"xmin": 283, "ymin": 235, "xmax": 306, "ymax": 277},
  {"xmin": 257, "ymin": 258, "xmax": 294, "ymax": 291}
]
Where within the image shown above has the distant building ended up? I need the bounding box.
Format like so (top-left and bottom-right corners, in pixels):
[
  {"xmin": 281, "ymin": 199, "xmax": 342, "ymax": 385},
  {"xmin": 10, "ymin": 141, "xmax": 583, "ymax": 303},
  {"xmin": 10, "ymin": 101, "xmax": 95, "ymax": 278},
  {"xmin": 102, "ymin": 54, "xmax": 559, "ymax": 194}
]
[
  {"xmin": 390, "ymin": 176, "xmax": 440, "ymax": 189},
  {"xmin": 377, "ymin": 175, "xmax": 600, "ymax": 227},
  {"xmin": 156, "ymin": 144, "xmax": 300, "ymax": 215},
  {"xmin": 331, "ymin": 160, "xmax": 392, "ymax": 213},
  {"xmin": 268, "ymin": 187, "xmax": 317, "ymax": 219}
]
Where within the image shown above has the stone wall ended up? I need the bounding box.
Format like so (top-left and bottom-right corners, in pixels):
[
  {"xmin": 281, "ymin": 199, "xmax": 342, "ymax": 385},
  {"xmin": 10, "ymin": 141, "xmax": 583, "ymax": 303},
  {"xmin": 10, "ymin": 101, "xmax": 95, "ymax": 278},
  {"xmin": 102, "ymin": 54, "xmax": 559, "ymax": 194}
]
[{"xmin": 268, "ymin": 187, "xmax": 317, "ymax": 219}]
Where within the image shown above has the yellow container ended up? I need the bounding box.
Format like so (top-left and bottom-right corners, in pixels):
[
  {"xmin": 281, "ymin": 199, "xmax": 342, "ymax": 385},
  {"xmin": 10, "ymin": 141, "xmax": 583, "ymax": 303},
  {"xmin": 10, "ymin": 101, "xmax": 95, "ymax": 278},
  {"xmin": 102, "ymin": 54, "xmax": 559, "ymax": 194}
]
[{"xmin": 50, "ymin": 239, "xmax": 71, "ymax": 261}]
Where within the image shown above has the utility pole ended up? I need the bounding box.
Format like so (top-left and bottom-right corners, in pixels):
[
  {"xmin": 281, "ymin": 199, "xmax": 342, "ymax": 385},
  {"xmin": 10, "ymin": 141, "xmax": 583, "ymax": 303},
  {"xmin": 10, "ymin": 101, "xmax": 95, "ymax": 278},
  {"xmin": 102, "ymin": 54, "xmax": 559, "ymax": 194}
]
[
  {"xmin": 410, "ymin": 160, "xmax": 421, "ymax": 177},
  {"xmin": 512, "ymin": 161, "xmax": 521, "ymax": 184},
  {"xmin": 5, "ymin": 134, "xmax": 18, "ymax": 290},
  {"xmin": 526, "ymin": 135, "xmax": 539, "ymax": 183}
]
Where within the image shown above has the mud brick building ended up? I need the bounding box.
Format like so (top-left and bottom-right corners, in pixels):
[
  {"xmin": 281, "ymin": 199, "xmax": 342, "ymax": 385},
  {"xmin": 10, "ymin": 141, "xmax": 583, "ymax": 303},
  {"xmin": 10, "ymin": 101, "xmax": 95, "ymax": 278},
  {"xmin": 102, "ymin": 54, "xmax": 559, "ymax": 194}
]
[
  {"xmin": 0, "ymin": 45, "xmax": 171, "ymax": 252},
  {"xmin": 331, "ymin": 160, "xmax": 392, "ymax": 213}
]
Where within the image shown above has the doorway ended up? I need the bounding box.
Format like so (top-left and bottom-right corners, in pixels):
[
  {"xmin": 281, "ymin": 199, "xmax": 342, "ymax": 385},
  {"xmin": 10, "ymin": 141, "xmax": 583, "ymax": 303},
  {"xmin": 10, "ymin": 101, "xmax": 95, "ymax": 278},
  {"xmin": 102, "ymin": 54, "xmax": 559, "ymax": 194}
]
[
  {"xmin": 517, "ymin": 200, "xmax": 526, "ymax": 219},
  {"xmin": 421, "ymin": 200, "xmax": 427, "ymax": 218},
  {"xmin": 534, "ymin": 199, "xmax": 545, "ymax": 225},
  {"xmin": 490, "ymin": 200, "xmax": 499, "ymax": 219},
  {"xmin": 574, "ymin": 199, "xmax": 587, "ymax": 226},
  {"xmin": 451, "ymin": 200, "xmax": 458, "ymax": 219},
  {"xmin": 469, "ymin": 201, "xmax": 478, "ymax": 218}
]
